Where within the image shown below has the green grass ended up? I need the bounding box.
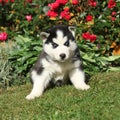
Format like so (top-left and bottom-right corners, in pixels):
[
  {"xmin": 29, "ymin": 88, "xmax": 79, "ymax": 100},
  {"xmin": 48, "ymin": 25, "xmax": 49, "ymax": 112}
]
[{"xmin": 0, "ymin": 72, "xmax": 120, "ymax": 120}]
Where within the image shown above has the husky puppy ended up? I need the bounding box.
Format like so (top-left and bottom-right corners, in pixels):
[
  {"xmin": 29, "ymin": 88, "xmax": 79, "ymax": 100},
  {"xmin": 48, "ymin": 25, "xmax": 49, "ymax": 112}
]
[{"xmin": 26, "ymin": 25, "xmax": 90, "ymax": 100}]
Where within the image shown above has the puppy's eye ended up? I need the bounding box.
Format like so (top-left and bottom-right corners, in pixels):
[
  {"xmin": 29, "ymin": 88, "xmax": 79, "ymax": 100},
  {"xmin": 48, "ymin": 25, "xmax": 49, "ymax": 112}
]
[
  {"xmin": 52, "ymin": 42, "xmax": 58, "ymax": 48},
  {"xmin": 64, "ymin": 40, "xmax": 69, "ymax": 47}
]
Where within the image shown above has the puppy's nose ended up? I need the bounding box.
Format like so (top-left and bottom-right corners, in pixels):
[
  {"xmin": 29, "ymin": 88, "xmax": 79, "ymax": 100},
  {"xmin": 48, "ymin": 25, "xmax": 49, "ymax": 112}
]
[{"xmin": 60, "ymin": 53, "xmax": 66, "ymax": 60}]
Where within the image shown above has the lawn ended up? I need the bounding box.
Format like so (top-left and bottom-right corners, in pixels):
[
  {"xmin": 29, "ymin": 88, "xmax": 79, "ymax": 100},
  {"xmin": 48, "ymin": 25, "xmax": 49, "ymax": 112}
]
[{"xmin": 0, "ymin": 72, "xmax": 120, "ymax": 120}]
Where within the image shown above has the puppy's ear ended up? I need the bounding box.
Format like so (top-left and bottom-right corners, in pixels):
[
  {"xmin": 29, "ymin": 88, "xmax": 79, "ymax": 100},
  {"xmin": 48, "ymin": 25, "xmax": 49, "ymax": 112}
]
[
  {"xmin": 68, "ymin": 26, "xmax": 76, "ymax": 37},
  {"xmin": 40, "ymin": 32, "xmax": 50, "ymax": 40}
]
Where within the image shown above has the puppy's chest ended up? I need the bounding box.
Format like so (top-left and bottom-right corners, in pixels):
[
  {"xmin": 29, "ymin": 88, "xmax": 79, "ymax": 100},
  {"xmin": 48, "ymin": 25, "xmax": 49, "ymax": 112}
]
[
  {"xmin": 42, "ymin": 58, "xmax": 74, "ymax": 76},
  {"xmin": 52, "ymin": 62, "xmax": 72, "ymax": 74}
]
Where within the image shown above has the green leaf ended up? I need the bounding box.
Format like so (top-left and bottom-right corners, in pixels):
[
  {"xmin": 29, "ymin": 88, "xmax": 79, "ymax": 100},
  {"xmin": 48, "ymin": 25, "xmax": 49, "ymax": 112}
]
[
  {"xmin": 99, "ymin": 56, "xmax": 120, "ymax": 62},
  {"xmin": 33, "ymin": 46, "xmax": 42, "ymax": 51},
  {"xmin": 82, "ymin": 54, "xmax": 96, "ymax": 63},
  {"xmin": 107, "ymin": 67, "xmax": 120, "ymax": 72},
  {"xmin": 14, "ymin": 35, "xmax": 32, "ymax": 45}
]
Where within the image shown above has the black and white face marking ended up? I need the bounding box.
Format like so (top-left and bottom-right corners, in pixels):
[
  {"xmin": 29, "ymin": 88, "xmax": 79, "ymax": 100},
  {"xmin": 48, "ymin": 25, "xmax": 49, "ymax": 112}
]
[
  {"xmin": 40, "ymin": 25, "xmax": 77, "ymax": 62},
  {"xmin": 51, "ymin": 42, "xmax": 58, "ymax": 49},
  {"xmin": 51, "ymin": 35, "xmax": 70, "ymax": 49},
  {"xmin": 64, "ymin": 40, "xmax": 69, "ymax": 47}
]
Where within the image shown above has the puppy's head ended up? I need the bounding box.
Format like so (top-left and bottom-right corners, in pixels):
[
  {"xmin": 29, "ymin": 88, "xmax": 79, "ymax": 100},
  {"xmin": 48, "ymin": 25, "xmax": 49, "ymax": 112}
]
[{"xmin": 40, "ymin": 25, "xmax": 77, "ymax": 62}]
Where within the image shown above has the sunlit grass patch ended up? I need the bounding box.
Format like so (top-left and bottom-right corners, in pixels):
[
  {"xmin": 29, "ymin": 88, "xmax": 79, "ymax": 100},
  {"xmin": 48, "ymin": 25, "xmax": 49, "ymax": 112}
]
[{"xmin": 0, "ymin": 72, "xmax": 120, "ymax": 120}]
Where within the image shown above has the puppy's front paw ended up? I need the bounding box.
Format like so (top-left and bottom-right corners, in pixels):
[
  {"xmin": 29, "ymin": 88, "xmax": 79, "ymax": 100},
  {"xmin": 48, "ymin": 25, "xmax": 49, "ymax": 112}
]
[
  {"xmin": 26, "ymin": 92, "xmax": 42, "ymax": 100},
  {"xmin": 76, "ymin": 84, "xmax": 90, "ymax": 90},
  {"xmin": 26, "ymin": 94, "xmax": 36, "ymax": 100},
  {"xmin": 80, "ymin": 84, "xmax": 90, "ymax": 90}
]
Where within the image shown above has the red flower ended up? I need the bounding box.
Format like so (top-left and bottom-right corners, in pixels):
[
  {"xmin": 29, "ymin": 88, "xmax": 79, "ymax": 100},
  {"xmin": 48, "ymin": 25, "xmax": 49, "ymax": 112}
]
[
  {"xmin": 82, "ymin": 32, "xmax": 97, "ymax": 42},
  {"xmin": 86, "ymin": 15, "xmax": 93, "ymax": 21},
  {"xmin": 47, "ymin": 10, "xmax": 58, "ymax": 18},
  {"xmin": 108, "ymin": 0, "xmax": 116, "ymax": 9},
  {"xmin": 56, "ymin": 0, "xmax": 68, "ymax": 5},
  {"xmin": 10, "ymin": 0, "xmax": 14, "ymax": 2},
  {"xmin": 111, "ymin": 17, "xmax": 116, "ymax": 21},
  {"xmin": 89, "ymin": 34, "xmax": 97, "ymax": 42},
  {"xmin": 63, "ymin": 7, "xmax": 69, "ymax": 12},
  {"xmin": 27, "ymin": 0, "xmax": 32, "ymax": 3},
  {"xmin": 112, "ymin": 11, "xmax": 117, "ymax": 16},
  {"xmin": 71, "ymin": 0, "xmax": 79, "ymax": 5},
  {"xmin": 25, "ymin": 15, "xmax": 32, "ymax": 22},
  {"xmin": 88, "ymin": 0, "xmax": 97, "ymax": 7},
  {"xmin": 0, "ymin": 32, "xmax": 8, "ymax": 41},
  {"xmin": 82, "ymin": 32, "xmax": 91, "ymax": 39},
  {"xmin": 4, "ymin": 0, "xmax": 8, "ymax": 3},
  {"xmin": 48, "ymin": 1, "xmax": 59, "ymax": 10},
  {"xmin": 60, "ymin": 10, "xmax": 71, "ymax": 20},
  {"xmin": 0, "ymin": 0, "xmax": 8, "ymax": 4}
]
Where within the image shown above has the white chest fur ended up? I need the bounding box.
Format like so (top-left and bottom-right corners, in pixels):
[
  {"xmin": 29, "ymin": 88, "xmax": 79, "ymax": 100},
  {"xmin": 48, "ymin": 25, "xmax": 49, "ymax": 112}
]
[
  {"xmin": 41, "ymin": 58, "xmax": 81, "ymax": 79},
  {"xmin": 42, "ymin": 58, "xmax": 70, "ymax": 74}
]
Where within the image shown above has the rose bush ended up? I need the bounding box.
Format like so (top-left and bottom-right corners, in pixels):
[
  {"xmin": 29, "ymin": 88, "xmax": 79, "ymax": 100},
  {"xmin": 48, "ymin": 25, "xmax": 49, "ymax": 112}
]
[
  {"xmin": 0, "ymin": 0, "xmax": 55, "ymax": 40},
  {"xmin": 0, "ymin": 0, "xmax": 120, "ymax": 87}
]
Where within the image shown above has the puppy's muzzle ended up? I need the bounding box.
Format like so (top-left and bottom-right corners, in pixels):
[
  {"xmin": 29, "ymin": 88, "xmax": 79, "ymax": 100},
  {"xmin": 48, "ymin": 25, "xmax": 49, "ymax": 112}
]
[{"xmin": 60, "ymin": 53, "xmax": 66, "ymax": 60}]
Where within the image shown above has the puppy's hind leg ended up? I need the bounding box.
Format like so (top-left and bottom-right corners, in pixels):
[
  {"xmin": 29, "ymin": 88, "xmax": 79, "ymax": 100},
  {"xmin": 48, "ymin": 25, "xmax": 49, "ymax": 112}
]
[
  {"xmin": 26, "ymin": 70, "xmax": 50, "ymax": 100},
  {"xmin": 69, "ymin": 68, "xmax": 90, "ymax": 90}
]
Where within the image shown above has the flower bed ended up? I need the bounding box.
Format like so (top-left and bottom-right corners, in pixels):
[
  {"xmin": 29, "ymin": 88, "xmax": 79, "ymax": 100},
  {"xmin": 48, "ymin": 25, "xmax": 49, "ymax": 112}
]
[{"xmin": 0, "ymin": 0, "xmax": 120, "ymax": 87}]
